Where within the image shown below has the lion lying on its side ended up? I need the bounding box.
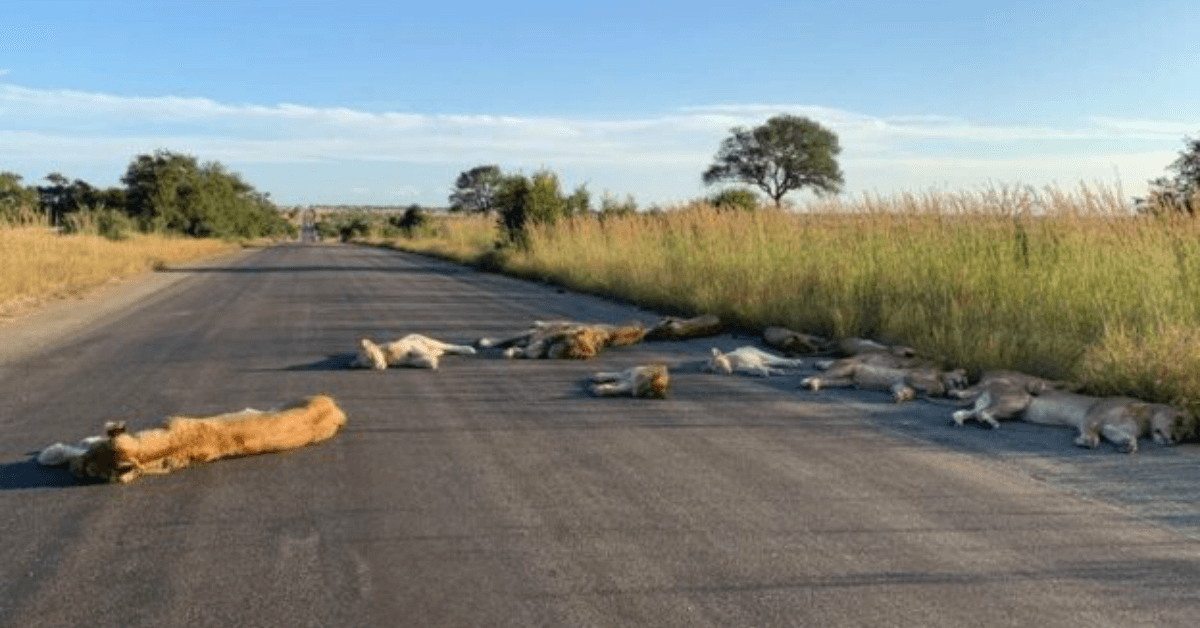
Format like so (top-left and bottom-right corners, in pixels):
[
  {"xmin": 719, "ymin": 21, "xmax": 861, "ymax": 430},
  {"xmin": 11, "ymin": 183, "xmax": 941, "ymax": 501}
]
[
  {"xmin": 353, "ymin": 333, "xmax": 477, "ymax": 370},
  {"xmin": 801, "ymin": 353, "xmax": 968, "ymax": 403},
  {"xmin": 1075, "ymin": 397, "xmax": 1195, "ymax": 453},
  {"xmin": 762, "ymin": 327, "xmax": 829, "ymax": 355},
  {"xmin": 36, "ymin": 395, "xmax": 348, "ymax": 483},
  {"xmin": 587, "ymin": 364, "xmax": 670, "ymax": 399},
  {"xmin": 949, "ymin": 370, "xmax": 1081, "ymax": 429},
  {"xmin": 645, "ymin": 315, "xmax": 724, "ymax": 341},
  {"xmin": 706, "ymin": 346, "xmax": 805, "ymax": 377},
  {"xmin": 478, "ymin": 320, "xmax": 647, "ymax": 360}
]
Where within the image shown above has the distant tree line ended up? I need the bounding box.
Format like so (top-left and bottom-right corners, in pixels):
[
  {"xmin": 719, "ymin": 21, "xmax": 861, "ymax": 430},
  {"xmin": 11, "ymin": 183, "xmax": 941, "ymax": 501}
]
[
  {"xmin": 445, "ymin": 115, "xmax": 846, "ymax": 247},
  {"xmin": 0, "ymin": 150, "xmax": 293, "ymax": 239}
]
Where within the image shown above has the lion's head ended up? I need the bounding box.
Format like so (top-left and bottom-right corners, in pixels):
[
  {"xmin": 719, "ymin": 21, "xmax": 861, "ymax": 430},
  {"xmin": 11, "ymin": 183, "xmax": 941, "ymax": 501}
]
[
  {"xmin": 68, "ymin": 423, "xmax": 138, "ymax": 483},
  {"xmin": 706, "ymin": 348, "xmax": 733, "ymax": 375},
  {"xmin": 353, "ymin": 338, "xmax": 388, "ymax": 370},
  {"xmin": 1148, "ymin": 405, "xmax": 1196, "ymax": 446}
]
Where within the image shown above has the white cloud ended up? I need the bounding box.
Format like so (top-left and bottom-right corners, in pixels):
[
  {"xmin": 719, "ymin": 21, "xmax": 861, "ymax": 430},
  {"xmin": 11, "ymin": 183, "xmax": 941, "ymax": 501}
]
[{"xmin": 0, "ymin": 84, "xmax": 1188, "ymax": 204}]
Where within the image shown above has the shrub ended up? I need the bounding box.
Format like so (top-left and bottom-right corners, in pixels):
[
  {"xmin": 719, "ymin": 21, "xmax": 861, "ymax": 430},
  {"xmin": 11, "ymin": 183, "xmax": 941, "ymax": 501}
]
[{"xmin": 708, "ymin": 188, "xmax": 759, "ymax": 212}]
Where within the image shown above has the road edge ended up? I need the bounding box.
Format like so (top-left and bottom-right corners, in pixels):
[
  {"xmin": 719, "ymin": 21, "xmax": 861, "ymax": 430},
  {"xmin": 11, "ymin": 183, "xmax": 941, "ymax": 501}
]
[{"xmin": 0, "ymin": 247, "xmax": 261, "ymax": 366}]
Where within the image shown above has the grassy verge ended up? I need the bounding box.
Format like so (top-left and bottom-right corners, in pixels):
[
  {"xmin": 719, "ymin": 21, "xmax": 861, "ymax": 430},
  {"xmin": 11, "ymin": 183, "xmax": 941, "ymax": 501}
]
[
  {"xmin": 0, "ymin": 225, "xmax": 241, "ymax": 318},
  {"xmin": 387, "ymin": 185, "xmax": 1200, "ymax": 410}
]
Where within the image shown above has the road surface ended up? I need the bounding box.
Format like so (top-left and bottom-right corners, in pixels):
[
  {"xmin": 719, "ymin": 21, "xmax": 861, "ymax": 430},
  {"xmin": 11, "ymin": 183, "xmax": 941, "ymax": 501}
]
[{"xmin": 2, "ymin": 243, "xmax": 1200, "ymax": 627}]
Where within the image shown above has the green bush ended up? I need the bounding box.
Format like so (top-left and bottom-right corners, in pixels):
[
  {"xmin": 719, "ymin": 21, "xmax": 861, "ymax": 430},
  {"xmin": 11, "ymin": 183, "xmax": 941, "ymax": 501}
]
[
  {"xmin": 391, "ymin": 205, "xmax": 431, "ymax": 238},
  {"xmin": 61, "ymin": 208, "xmax": 137, "ymax": 241},
  {"xmin": 708, "ymin": 188, "xmax": 759, "ymax": 212},
  {"xmin": 494, "ymin": 169, "xmax": 588, "ymax": 246}
]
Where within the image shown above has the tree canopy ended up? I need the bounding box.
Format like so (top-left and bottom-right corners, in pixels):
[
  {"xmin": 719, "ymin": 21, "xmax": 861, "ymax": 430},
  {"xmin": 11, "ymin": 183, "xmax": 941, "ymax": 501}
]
[
  {"xmin": 0, "ymin": 171, "xmax": 39, "ymax": 222},
  {"xmin": 493, "ymin": 169, "xmax": 589, "ymax": 246},
  {"xmin": 449, "ymin": 164, "xmax": 503, "ymax": 215},
  {"xmin": 121, "ymin": 150, "xmax": 289, "ymax": 237},
  {"xmin": 702, "ymin": 114, "xmax": 844, "ymax": 207},
  {"xmin": 1143, "ymin": 134, "xmax": 1200, "ymax": 214}
]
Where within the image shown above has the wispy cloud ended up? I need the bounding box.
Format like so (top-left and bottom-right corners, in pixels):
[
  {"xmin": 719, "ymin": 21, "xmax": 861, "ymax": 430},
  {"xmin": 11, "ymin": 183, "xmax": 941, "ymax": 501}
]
[{"xmin": 0, "ymin": 84, "xmax": 1190, "ymax": 203}]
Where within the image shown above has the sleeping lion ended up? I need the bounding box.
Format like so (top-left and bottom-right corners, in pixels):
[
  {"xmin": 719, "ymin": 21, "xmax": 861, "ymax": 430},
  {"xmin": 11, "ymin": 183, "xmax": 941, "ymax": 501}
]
[
  {"xmin": 587, "ymin": 364, "xmax": 670, "ymax": 399},
  {"xmin": 352, "ymin": 333, "xmax": 477, "ymax": 370},
  {"xmin": 36, "ymin": 395, "xmax": 348, "ymax": 483},
  {"xmin": 1075, "ymin": 397, "xmax": 1195, "ymax": 453},
  {"xmin": 478, "ymin": 320, "xmax": 647, "ymax": 360}
]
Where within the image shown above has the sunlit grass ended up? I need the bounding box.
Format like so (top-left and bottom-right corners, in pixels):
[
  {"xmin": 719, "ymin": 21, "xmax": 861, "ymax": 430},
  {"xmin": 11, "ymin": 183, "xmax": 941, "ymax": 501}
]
[
  {"xmin": 386, "ymin": 185, "xmax": 1200, "ymax": 408},
  {"xmin": 379, "ymin": 213, "xmax": 498, "ymax": 263},
  {"xmin": 0, "ymin": 225, "xmax": 240, "ymax": 318}
]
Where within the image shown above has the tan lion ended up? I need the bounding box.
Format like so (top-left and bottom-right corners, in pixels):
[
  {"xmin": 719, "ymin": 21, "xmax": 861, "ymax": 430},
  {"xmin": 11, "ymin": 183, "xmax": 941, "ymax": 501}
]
[
  {"xmin": 645, "ymin": 315, "xmax": 724, "ymax": 341},
  {"xmin": 587, "ymin": 364, "xmax": 670, "ymax": 399},
  {"xmin": 801, "ymin": 359, "xmax": 968, "ymax": 403},
  {"xmin": 706, "ymin": 346, "xmax": 805, "ymax": 377},
  {"xmin": 352, "ymin": 333, "xmax": 477, "ymax": 370},
  {"xmin": 37, "ymin": 395, "xmax": 348, "ymax": 483},
  {"xmin": 1075, "ymin": 397, "xmax": 1195, "ymax": 453},
  {"xmin": 950, "ymin": 371, "xmax": 1092, "ymax": 429},
  {"xmin": 479, "ymin": 320, "xmax": 646, "ymax": 360},
  {"xmin": 762, "ymin": 326, "xmax": 829, "ymax": 355}
]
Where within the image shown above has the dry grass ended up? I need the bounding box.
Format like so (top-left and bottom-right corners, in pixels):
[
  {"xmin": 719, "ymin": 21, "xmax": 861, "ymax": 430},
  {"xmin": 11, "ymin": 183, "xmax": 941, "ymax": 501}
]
[
  {"xmin": 379, "ymin": 213, "xmax": 498, "ymax": 263},
  {"xmin": 389, "ymin": 185, "xmax": 1200, "ymax": 409},
  {"xmin": 0, "ymin": 225, "xmax": 239, "ymax": 318}
]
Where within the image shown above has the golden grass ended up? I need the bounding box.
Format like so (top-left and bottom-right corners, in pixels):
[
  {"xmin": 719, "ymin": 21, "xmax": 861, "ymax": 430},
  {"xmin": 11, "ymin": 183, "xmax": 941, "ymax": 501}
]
[
  {"xmin": 389, "ymin": 185, "xmax": 1200, "ymax": 409},
  {"xmin": 0, "ymin": 226, "xmax": 239, "ymax": 318},
  {"xmin": 378, "ymin": 213, "xmax": 498, "ymax": 263}
]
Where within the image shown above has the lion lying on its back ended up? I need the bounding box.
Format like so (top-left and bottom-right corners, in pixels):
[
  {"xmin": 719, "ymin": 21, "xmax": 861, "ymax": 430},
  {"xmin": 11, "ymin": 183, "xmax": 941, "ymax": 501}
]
[
  {"xmin": 37, "ymin": 395, "xmax": 348, "ymax": 483},
  {"xmin": 352, "ymin": 333, "xmax": 476, "ymax": 370},
  {"xmin": 706, "ymin": 346, "xmax": 805, "ymax": 377}
]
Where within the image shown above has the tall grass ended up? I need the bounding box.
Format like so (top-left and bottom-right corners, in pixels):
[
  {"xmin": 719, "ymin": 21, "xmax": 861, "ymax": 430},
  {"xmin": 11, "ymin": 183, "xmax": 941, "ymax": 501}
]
[
  {"xmin": 0, "ymin": 221, "xmax": 239, "ymax": 318},
  {"xmin": 392, "ymin": 185, "xmax": 1200, "ymax": 407},
  {"xmin": 379, "ymin": 213, "xmax": 499, "ymax": 262}
]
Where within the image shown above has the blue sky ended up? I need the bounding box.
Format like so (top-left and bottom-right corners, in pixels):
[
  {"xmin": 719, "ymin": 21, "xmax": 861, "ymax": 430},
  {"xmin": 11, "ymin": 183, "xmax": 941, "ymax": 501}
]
[{"xmin": 2, "ymin": 0, "xmax": 1197, "ymax": 207}]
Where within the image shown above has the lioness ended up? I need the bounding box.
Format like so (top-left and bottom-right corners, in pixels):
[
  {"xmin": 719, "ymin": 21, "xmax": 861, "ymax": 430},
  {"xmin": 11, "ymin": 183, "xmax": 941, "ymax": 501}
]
[
  {"xmin": 38, "ymin": 395, "xmax": 348, "ymax": 483},
  {"xmin": 762, "ymin": 326, "xmax": 829, "ymax": 355},
  {"xmin": 801, "ymin": 361, "xmax": 968, "ymax": 403},
  {"xmin": 949, "ymin": 370, "xmax": 1079, "ymax": 428},
  {"xmin": 645, "ymin": 315, "xmax": 724, "ymax": 341},
  {"xmin": 837, "ymin": 338, "xmax": 916, "ymax": 358},
  {"xmin": 479, "ymin": 320, "xmax": 647, "ymax": 360},
  {"xmin": 352, "ymin": 333, "xmax": 477, "ymax": 370},
  {"xmin": 587, "ymin": 364, "xmax": 670, "ymax": 399},
  {"xmin": 1075, "ymin": 397, "xmax": 1195, "ymax": 453},
  {"xmin": 706, "ymin": 346, "xmax": 805, "ymax": 377}
]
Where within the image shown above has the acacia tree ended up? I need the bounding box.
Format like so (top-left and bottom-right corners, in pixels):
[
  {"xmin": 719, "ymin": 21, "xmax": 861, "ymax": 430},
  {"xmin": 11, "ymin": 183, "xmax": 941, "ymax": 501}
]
[
  {"xmin": 449, "ymin": 164, "xmax": 503, "ymax": 215},
  {"xmin": 703, "ymin": 114, "xmax": 844, "ymax": 207}
]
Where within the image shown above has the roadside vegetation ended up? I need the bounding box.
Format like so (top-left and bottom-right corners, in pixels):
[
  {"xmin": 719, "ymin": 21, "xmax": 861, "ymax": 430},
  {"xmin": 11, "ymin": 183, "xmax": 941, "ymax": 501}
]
[
  {"xmin": 376, "ymin": 181, "xmax": 1200, "ymax": 411},
  {"xmin": 0, "ymin": 219, "xmax": 239, "ymax": 318},
  {"xmin": 0, "ymin": 150, "xmax": 290, "ymax": 318}
]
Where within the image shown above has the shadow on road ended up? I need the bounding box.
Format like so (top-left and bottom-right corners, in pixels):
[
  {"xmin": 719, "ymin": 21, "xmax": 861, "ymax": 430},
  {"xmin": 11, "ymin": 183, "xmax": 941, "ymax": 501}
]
[
  {"xmin": 0, "ymin": 460, "xmax": 93, "ymax": 490},
  {"xmin": 280, "ymin": 354, "xmax": 359, "ymax": 371}
]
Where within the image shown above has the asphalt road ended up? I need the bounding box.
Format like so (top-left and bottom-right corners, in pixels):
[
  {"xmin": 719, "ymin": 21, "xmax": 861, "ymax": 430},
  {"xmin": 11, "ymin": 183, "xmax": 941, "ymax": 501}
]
[{"xmin": 3, "ymin": 243, "xmax": 1200, "ymax": 627}]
